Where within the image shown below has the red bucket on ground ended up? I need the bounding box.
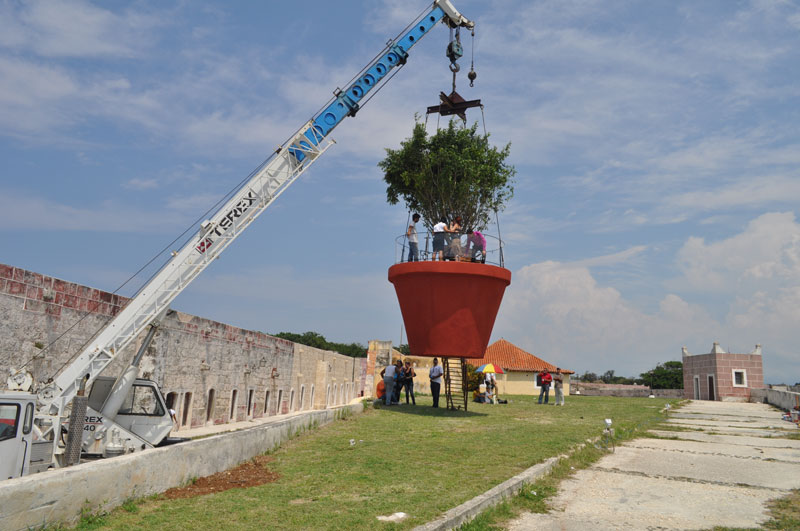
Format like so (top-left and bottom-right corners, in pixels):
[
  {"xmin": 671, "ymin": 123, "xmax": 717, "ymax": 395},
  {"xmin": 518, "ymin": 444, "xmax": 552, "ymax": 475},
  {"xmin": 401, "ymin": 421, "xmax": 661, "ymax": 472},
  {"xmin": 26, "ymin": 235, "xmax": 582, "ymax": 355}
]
[{"xmin": 388, "ymin": 261, "xmax": 511, "ymax": 358}]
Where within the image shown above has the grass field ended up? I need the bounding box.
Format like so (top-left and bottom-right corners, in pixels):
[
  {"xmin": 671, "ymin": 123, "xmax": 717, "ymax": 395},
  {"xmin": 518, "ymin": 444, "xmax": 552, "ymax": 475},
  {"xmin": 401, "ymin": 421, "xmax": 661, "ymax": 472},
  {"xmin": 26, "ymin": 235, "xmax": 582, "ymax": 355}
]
[{"xmin": 78, "ymin": 395, "xmax": 674, "ymax": 530}]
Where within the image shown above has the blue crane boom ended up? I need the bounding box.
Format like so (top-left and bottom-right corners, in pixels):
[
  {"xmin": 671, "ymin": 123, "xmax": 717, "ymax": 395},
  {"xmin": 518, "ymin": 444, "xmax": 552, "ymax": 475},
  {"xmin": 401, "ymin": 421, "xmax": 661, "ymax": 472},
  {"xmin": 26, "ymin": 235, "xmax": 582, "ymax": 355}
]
[{"xmin": 296, "ymin": 0, "xmax": 474, "ymax": 161}]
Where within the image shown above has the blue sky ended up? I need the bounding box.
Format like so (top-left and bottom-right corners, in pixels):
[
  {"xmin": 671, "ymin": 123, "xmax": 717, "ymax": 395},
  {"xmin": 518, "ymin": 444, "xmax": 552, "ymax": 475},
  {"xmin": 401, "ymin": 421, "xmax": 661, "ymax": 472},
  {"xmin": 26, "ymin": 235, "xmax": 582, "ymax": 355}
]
[{"xmin": 1, "ymin": 0, "xmax": 799, "ymax": 384}]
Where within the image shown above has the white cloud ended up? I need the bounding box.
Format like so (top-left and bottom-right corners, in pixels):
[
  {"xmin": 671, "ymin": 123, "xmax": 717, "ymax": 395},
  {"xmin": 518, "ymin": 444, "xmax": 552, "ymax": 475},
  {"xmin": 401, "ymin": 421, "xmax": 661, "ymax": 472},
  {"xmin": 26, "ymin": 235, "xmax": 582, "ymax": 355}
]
[
  {"xmin": 676, "ymin": 212, "xmax": 800, "ymax": 292},
  {"xmin": 181, "ymin": 264, "xmax": 400, "ymax": 342},
  {"xmin": 0, "ymin": 0, "xmax": 160, "ymax": 58},
  {"xmin": 495, "ymin": 211, "xmax": 800, "ymax": 381},
  {"xmin": 495, "ymin": 259, "xmax": 717, "ymax": 376},
  {"xmin": 123, "ymin": 178, "xmax": 159, "ymax": 191},
  {"xmin": 0, "ymin": 191, "xmax": 190, "ymax": 233},
  {"xmin": 666, "ymin": 175, "xmax": 800, "ymax": 212},
  {"xmin": 571, "ymin": 245, "xmax": 647, "ymax": 268}
]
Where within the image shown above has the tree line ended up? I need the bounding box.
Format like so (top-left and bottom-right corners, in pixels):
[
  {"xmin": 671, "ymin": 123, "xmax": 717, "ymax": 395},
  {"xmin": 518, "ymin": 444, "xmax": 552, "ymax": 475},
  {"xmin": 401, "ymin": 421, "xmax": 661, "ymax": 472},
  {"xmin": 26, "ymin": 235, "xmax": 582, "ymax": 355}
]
[
  {"xmin": 272, "ymin": 331, "xmax": 366, "ymax": 358},
  {"xmin": 577, "ymin": 361, "xmax": 683, "ymax": 389}
]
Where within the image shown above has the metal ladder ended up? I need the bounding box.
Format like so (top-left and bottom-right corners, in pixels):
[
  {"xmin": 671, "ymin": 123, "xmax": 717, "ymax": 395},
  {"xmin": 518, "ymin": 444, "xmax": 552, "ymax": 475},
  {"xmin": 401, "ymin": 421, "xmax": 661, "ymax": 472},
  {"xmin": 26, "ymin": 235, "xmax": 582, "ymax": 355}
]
[{"xmin": 443, "ymin": 357, "xmax": 468, "ymax": 411}]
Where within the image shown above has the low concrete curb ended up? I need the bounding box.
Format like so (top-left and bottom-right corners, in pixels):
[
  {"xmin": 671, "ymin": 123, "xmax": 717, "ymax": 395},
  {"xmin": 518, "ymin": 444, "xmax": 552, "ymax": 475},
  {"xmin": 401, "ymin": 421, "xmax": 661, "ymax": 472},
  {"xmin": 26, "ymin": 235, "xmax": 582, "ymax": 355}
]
[
  {"xmin": 412, "ymin": 453, "xmax": 565, "ymax": 531},
  {"xmin": 0, "ymin": 403, "xmax": 362, "ymax": 531}
]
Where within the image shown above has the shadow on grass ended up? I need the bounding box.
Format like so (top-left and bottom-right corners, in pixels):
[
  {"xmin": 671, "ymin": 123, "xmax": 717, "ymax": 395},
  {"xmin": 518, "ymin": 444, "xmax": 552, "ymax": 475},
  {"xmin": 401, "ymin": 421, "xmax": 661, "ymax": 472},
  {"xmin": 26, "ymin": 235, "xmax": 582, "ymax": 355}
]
[{"xmin": 375, "ymin": 403, "xmax": 488, "ymax": 418}]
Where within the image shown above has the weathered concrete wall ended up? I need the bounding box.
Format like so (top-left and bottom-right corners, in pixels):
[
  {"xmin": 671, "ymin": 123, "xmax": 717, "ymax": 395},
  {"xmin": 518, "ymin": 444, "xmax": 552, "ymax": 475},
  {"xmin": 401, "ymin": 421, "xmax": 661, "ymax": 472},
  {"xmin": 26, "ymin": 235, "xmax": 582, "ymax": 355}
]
[
  {"xmin": 292, "ymin": 343, "xmax": 360, "ymax": 411},
  {"xmin": 0, "ymin": 403, "xmax": 363, "ymax": 531},
  {"xmin": 0, "ymin": 263, "xmax": 367, "ymax": 432},
  {"xmin": 367, "ymin": 340, "xmax": 393, "ymax": 397},
  {"xmin": 765, "ymin": 388, "xmax": 800, "ymax": 412},
  {"xmin": 571, "ymin": 383, "xmax": 682, "ymax": 398}
]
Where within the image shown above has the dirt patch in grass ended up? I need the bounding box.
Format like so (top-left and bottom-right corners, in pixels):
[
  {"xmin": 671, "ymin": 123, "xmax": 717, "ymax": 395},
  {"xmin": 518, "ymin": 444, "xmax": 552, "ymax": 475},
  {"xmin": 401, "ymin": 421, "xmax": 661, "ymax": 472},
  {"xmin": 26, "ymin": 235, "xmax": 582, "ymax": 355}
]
[{"xmin": 163, "ymin": 455, "xmax": 279, "ymax": 499}]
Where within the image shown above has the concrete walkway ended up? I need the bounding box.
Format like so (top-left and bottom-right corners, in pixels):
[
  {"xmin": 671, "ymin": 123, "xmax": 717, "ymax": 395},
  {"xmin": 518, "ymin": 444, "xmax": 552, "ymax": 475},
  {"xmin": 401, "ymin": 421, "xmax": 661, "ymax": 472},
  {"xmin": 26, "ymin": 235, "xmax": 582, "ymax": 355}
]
[{"xmin": 507, "ymin": 400, "xmax": 800, "ymax": 530}]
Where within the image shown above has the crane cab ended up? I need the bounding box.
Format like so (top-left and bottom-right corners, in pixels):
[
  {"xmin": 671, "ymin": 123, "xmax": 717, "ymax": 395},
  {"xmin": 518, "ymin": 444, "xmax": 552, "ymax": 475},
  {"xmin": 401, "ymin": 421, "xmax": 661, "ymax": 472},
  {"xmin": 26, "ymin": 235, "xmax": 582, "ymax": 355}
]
[
  {"xmin": 0, "ymin": 392, "xmax": 36, "ymax": 480},
  {"xmin": 85, "ymin": 377, "xmax": 173, "ymax": 455}
]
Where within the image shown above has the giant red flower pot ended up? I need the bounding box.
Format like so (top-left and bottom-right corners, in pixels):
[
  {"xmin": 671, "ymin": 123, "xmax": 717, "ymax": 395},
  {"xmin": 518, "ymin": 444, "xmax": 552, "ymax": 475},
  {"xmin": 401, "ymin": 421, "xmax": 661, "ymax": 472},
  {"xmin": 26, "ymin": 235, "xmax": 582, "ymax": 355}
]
[{"xmin": 388, "ymin": 261, "xmax": 511, "ymax": 358}]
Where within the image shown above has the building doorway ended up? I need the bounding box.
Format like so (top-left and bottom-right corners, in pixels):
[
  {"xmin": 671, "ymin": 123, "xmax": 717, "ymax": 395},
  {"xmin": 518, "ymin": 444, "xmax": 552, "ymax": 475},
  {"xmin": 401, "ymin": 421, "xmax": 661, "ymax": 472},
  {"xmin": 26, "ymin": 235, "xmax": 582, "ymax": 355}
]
[
  {"xmin": 707, "ymin": 375, "xmax": 716, "ymax": 401},
  {"xmin": 206, "ymin": 389, "xmax": 215, "ymax": 424},
  {"xmin": 182, "ymin": 392, "xmax": 192, "ymax": 428},
  {"xmin": 693, "ymin": 376, "xmax": 700, "ymax": 400}
]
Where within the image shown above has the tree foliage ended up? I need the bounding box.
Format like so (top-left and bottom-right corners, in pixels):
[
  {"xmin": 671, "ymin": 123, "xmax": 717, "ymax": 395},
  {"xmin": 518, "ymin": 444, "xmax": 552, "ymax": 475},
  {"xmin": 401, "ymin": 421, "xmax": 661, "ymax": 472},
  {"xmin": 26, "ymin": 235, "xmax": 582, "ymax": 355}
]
[
  {"xmin": 464, "ymin": 363, "xmax": 485, "ymax": 392},
  {"xmin": 379, "ymin": 120, "xmax": 515, "ymax": 232},
  {"xmin": 272, "ymin": 331, "xmax": 367, "ymax": 358},
  {"xmin": 640, "ymin": 360, "xmax": 683, "ymax": 389}
]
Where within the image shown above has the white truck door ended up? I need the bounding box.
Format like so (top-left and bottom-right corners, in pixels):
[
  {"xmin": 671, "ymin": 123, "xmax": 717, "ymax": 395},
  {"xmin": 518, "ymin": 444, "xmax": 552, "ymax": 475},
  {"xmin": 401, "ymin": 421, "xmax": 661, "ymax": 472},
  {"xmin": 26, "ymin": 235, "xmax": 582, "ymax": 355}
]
[{"xmin": 0, "ymin": 401, "xmax": 24, "ymax": 480}]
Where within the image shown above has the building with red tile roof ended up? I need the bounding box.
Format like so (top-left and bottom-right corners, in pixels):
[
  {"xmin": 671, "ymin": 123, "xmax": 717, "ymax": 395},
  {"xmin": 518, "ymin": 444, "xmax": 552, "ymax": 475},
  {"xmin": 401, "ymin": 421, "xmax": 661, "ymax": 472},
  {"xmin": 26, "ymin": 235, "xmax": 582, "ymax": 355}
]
[
  {"xmin": 470, "ymin": 339, "xmax": 573, "ymax": 397},
  {"xmin": 471, "ymin": 339, "xmax": 574, "ymax": 374}
]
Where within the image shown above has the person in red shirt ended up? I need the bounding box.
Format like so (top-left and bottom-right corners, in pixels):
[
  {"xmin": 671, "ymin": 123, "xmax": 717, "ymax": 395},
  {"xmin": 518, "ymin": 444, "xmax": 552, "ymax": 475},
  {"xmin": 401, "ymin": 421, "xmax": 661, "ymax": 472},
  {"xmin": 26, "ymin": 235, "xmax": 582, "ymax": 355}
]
[{"xmin": 538, "ymin": 369, "xmax": 553, "ymax": 404}]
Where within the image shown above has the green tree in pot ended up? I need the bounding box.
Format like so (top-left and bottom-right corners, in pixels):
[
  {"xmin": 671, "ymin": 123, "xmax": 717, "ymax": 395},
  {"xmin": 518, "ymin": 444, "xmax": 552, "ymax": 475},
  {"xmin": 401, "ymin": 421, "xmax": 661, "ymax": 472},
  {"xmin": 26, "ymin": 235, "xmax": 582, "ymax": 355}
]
[{"xmin": 379, "ymin": 120, "xmax": 515, "ymax": 235}]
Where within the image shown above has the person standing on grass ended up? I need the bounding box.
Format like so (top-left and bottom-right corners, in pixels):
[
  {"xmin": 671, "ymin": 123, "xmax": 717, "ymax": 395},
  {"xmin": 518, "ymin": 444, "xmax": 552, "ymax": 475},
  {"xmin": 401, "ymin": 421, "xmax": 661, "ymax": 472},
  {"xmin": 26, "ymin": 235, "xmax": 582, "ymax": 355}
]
[
  {"xmin": 553, "ymin": 368, "xmax": 564, "ymax": 406},
  {"xmin": 392, "ymin": 359, "xmax": 404, "ymax": 404},
  {"xmin": 401, "ymin": 360, "xmax": 416, "ymax": 405},
  {"xmin": 380, "ymin": 361, "xmax": 397, "ymax": 406},
  {"xmin": 538, "ymin": 369, "xmax": 552, "ymax": 404},
  {"xmin": 407, "ymin": 213, "xmax": 420, "ymax": 262},
  {"xmin": 430, "ymin": 358, "xmax": 444, "ymax": 407}
]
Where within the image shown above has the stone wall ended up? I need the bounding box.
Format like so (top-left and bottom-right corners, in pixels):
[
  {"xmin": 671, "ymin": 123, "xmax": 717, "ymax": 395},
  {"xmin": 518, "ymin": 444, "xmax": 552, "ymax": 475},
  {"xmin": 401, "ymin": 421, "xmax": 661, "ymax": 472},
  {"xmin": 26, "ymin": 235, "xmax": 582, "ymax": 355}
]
[
  {"xmin": 571, "ymin": 382, "xmax": 682, "ymax": 398},
  {"xmin": 0, "ymin": 263, "xmax": 367, "ymax": 431}
]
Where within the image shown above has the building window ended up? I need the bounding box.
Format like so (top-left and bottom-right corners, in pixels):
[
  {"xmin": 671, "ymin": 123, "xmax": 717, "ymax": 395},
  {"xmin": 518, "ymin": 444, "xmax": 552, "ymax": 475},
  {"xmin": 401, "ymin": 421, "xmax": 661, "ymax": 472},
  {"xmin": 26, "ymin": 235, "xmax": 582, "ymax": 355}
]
[
  {"xmin": 264, "ymin": 390, "xmax": 271, "ymax": 415},
  {"xmin": 119, "ymin": 383, "xmax": 166, "ymax": 417},
  {"xmin": 310, "ymin": 385, "xmax": 315, "ymax": 409},
  {"xmin": 299, "ymin": 385, "xmax": 306, "ymax": 411},
  {"xmin": 732, "ymin": 369, "xmax": 747, "ymax": 387},
  {"xmin": 289, "ymin": 389, "xmax": 295, "ymax": 411},
  {"xmin": 0, "ymin": 403, "xmax": 20, "ymax": 442},
  {"xmin": 247, "ymin": 389, "xmax": 254, "ymax": 417},
  {"xmin": 277, "ymin": 389, "xmax": 284, "ymax": 414},
  {"xmin": 333, "ymin": 384, "xmax": 338, "ymax": 405}
]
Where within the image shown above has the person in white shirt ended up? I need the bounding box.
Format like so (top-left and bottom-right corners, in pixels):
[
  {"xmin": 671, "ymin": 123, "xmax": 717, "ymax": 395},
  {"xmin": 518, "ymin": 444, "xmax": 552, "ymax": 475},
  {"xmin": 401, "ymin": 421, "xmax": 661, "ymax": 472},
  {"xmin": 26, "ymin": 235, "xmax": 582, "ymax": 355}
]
[
  {"xmin": 432, "ymin": 219, "xmax": 448, "ymax": 261},
  {"xmin": 407, "ymin": 213, "xmax": 420, "ymax": 262},
  {"xmin": 429, "ymin": 357, "xmax": 444, "ymax": 407},
  {"xmin": 381, "ymin": 362, "xmax": 397, "ymax": 406},
  {"xmin": 484, "ymin": 373, "xmax": 497, "ymax": 403}
]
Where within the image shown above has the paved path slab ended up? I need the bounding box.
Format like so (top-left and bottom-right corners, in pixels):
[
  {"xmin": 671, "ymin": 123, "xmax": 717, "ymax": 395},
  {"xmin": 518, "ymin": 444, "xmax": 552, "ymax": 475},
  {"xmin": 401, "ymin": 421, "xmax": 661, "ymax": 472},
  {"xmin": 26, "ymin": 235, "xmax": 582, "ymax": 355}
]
[
  {"xmin": 649, "ymin": 429, "xmax": 800, "ymax": 448},
  {"xmin": 507, "ymin": 471, "xmax": 775, "ymax": 531},
  {"xmin": 507, "ymin": 400, "xmax": 800, "ymax": 530},
  {"xmin": 628, "ymin": 437, "xmax": 800, "ymax": 462},
  {"xmin": 665, "ymin": 416, "xmax": 790, "ymax": 430}
]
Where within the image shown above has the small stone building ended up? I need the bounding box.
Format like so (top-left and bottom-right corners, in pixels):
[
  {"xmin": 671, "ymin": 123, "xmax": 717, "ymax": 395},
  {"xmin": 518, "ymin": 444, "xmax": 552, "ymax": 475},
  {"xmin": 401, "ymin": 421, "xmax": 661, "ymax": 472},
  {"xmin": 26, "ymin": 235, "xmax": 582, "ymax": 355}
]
[
  {"xmin": 682, "ymin": 342, "xmax": 765, "ymax": 401},
  {"xmin": 469, "ymin": 339, "xmax": 573, "ymax": 397}
]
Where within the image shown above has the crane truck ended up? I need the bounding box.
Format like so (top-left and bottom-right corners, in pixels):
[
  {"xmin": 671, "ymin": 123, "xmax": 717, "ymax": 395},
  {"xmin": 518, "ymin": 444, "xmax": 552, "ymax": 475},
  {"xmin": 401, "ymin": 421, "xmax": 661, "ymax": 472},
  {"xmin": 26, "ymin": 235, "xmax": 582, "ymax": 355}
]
[{"xmin": 0, "ymin": 0, "xmax": 475, "ymax": 481}]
